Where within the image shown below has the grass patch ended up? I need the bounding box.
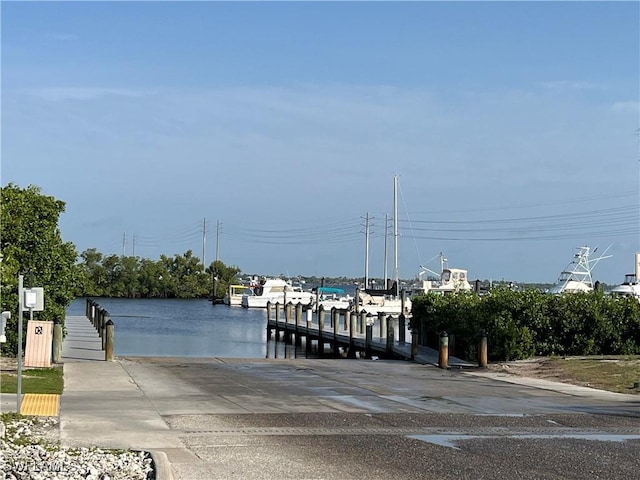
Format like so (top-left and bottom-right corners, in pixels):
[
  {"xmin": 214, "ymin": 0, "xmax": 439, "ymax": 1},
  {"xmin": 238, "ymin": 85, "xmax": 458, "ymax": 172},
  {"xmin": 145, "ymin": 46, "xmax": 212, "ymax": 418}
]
[
  {"xmin": 0, "ymin": 366, "xmax": 64, "ymax": 394},
  {"xmin": 546, "ymin": 356, "xmax": 640, "ymax": 394}
]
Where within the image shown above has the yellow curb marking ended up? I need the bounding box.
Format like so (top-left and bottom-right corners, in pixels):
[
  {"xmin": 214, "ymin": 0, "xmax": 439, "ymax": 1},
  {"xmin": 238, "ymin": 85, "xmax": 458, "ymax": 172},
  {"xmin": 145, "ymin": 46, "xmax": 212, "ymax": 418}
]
[{"xmin": 20, "ymin": 393, "xmax": 60, "ymax": 416}]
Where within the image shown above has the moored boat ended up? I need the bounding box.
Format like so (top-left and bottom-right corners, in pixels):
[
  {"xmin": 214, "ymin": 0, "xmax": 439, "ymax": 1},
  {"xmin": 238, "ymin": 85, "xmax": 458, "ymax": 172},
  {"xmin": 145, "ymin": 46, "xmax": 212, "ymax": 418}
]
[
  {"xmin": 417, "ymin": 253, "xmax": 473, "ymax": 295},
  {"xmin": 357, "ymin": 295, "xmax": 411, "ymax": 316},
  {"xmin": 224, "ymin": 284, "xmax": 254, "ymax": 306},
  {"xmin": 312, "ymin": 287, "xmax": 352, "ymax": 312},
  {"xmin": 609, "ymin": 252, "xmax": 640, "ymax": 300},
  {"xmin": 355, "ymin": 176, "xmax": 411, "ymax": 316},
  {"xmin": 241, "ymin": 277, "xmax": 314, "ymax": 308},
  {"xmin": 548, "ymin": 245, "xmax": 610, "ymax": 294}
]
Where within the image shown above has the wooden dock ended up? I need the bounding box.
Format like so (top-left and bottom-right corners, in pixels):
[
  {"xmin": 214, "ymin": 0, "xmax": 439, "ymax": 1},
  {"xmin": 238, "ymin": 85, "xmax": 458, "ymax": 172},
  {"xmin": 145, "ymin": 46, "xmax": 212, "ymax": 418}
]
[
  {"xmin": 265, "ymin": 302, "xmax": 473, "ymax": 367},
  {"xmin": 266, "ymin": 301, "xmax": 413, "ymax": 360}
]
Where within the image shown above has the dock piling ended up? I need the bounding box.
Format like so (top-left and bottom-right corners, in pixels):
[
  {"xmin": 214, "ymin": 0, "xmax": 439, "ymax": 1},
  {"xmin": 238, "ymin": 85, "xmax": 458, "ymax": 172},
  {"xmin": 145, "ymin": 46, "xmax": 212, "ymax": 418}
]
[
  {"xmin": 478, "ymin": 331, "xmax": 488, "ymax": 368},
  {"xmin": 438, "ymin": 331, "xmax": 449, "ymax": 369}
]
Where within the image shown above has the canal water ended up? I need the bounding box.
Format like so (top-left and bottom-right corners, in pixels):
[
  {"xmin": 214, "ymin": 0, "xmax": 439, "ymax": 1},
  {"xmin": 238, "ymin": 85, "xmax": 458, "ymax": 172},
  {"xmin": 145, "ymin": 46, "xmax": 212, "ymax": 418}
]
[{"xmin": 66, "ymin": 297, "xmax": 291, "ymax": 358}]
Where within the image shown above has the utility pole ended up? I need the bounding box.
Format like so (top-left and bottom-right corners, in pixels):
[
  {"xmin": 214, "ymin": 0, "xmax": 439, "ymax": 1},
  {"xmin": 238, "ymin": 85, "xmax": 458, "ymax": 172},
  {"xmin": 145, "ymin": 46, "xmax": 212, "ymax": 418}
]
[
  {"xmin": 393, "ymin": 175, "xmax": 399, "ymax": 297},
  {"xmin": 122, "ymin": 233, "xmax": 126, "ymax": 257},
  {"xmin": 202, "ymin": 218, "xmax": 206, "ymax": 267},
  {"xmin": 215, "ymin": 220, "xmax": 220, "ymax": 262},
  {"xmin": 383, "ymin": 213, "xmax": 389, "ymax": 290},
  {"xmin": 132, "ymin": 234, "xmax": 136, "ymax": 257},
  {"xmin": 364, "ymin": 213, "xmax": 370, "ymax": 290}
]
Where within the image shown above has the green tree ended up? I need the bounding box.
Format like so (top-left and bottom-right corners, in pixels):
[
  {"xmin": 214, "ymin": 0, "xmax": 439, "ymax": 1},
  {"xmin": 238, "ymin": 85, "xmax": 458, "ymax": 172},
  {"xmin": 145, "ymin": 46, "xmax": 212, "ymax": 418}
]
[
  {"xmin": 160, "ymin": 250, "xmax": 209, "ymax": 298},
  {"xmin": 138, "ymin": 258, "xmax": 166, "ymax": 298},
  {"xmin": 77, "ymin": 248, "xmax": 106, "ymax": 296},
  {"xmin": 207, "ymin": 259, "xmax": 242, "ymax": 300},
  {"xmin": 1, "ymin": 184, "xmax": 79, "ymax": 355},
  {"xmin": 119, "ymin": 256, "xmax": 141, "ymax": 298}
]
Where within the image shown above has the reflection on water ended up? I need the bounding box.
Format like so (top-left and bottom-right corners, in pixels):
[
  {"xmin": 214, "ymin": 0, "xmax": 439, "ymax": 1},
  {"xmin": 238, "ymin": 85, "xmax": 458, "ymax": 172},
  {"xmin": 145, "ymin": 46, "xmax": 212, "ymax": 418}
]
[{"xmin": 66, "ymin": 297, "xmax": 300, "ymax": 358}]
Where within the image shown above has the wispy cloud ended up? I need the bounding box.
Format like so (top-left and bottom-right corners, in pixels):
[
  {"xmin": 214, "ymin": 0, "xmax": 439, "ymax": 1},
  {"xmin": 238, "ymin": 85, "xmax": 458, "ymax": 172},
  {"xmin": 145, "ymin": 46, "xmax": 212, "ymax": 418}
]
[
  {"xmin": 44, "ymin": 32, "xmax": 80, "ymax": 42},
  {"xmin": 29, "ymin": 87, "xmax": 155, "ymax": 101},
  {"xmin": 537, "ymin": 80, "xmax": 600, "ymax": 91},
  {"xmin": 610, "ymin": 100, "xmax": 639, "ymax": 113}
]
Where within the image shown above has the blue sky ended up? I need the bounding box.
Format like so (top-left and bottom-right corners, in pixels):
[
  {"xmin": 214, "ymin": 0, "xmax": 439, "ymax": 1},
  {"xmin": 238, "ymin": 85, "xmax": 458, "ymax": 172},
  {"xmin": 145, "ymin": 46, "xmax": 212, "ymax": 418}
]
[{"xmin": 2, "ymin": 1, "xmax": 639, "ymax": 284}]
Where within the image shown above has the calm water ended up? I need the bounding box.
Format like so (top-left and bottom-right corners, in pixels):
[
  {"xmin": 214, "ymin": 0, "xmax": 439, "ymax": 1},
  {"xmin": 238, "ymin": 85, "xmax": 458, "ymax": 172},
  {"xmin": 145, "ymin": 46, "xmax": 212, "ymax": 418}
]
[{"xmin": 67, "ymin": 297, "xmax": 280, "ymax": 358}]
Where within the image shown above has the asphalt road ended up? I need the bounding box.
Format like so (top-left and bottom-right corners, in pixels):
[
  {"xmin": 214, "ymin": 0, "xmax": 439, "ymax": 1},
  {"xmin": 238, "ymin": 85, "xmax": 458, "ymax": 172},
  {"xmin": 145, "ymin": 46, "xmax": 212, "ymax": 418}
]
[{"xmin": 84, "ymin": 357, "xmax": 640, "ymax": 479}]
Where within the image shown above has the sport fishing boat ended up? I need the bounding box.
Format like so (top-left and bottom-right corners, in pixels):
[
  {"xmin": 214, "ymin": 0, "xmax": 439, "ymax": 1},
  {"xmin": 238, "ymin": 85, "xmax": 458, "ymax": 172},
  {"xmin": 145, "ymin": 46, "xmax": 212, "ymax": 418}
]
[
  {"xmin": 609, "ymin": 252, "xmax": 640, "ymax": 300},
  {"xmin": 548, "ymin": 245, "xmax": 611, "ymax": 294}
]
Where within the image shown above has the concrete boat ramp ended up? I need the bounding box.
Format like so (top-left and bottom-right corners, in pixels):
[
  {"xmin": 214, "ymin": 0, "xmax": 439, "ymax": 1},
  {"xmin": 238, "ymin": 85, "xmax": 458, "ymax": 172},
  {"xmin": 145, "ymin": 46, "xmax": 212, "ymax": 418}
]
[{"xmin": 7, "ymin": 315, "xmax": 640, "ymax": 479}]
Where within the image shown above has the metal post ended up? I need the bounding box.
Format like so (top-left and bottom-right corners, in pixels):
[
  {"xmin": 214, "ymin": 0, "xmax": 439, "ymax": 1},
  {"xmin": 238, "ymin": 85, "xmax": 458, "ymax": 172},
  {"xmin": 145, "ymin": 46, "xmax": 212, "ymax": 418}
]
[
  {"xmin": 398, "ymin": 313, "xmax": 406, "ymax": 343},
  {"xmin": 17, "ymin": 275, "xmax": 24, "ymax": 412},
  {"xmin": 438, "ymin": 331, "xmax": 449, "ymax": 369}
]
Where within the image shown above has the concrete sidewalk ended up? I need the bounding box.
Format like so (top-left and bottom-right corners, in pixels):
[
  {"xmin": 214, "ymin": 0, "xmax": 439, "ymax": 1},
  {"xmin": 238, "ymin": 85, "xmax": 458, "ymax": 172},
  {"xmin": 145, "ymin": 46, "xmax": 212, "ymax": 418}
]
[{"xmin": 60, "ymin": 316, "xmax": 178, "ymax": 479}]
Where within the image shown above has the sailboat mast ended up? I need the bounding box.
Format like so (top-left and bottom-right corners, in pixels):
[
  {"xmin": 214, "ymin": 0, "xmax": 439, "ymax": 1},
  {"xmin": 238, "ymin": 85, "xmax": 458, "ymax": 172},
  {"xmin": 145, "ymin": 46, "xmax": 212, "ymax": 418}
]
[{"xmin": 393, "ymin": 175, "xmax": 399, "ymax": 295}]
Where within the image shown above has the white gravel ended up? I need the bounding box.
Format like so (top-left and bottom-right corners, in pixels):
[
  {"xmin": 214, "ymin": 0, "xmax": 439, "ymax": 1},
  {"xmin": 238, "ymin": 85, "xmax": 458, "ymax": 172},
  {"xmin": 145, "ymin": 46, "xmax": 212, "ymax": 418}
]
[{"xmin": 0, "ymin": 416, "xmax": 154, "ymax": 480}]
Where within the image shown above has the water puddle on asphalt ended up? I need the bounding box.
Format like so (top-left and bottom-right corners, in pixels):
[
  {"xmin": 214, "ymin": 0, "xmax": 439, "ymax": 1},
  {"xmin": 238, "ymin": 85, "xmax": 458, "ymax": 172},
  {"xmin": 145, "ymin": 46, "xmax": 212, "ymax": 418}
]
[{"xmin": 408, "ymin": 434, "xmax": 640, "ymax": 449}]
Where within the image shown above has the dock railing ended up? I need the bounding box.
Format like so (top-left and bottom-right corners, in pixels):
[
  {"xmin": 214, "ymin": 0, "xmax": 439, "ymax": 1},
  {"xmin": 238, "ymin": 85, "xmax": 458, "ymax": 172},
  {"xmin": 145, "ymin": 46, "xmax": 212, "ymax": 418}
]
[
  {"xmin": 265, "ymin": 301, "xmax": 413, "ymax": 360},
  {"xmin": 85, "ymin": 298, "xmax": 115, "ymax": 361}
]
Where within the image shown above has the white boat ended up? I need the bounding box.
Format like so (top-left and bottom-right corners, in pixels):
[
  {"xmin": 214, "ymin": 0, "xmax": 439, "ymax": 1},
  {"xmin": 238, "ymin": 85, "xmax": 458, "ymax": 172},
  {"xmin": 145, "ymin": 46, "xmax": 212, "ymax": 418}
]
[
  {"xmin": 549, "ymin": 245, "xmax": 611, "ymax": 294},
  {"xmin": 357, "ymin": 281, "xmax": 411, "ymax": 316},
  {"xmin": 241, "ymin": 278, "xmax": 314, "ymax": 308},
  {"xmin": 223, "ymin": 284, "xmax": 254, "ymax": 306},
  {"xmin": 417, "ymin": 253, "xmax": 473, "ymax": 295},
  {"xmin": 312, "ymin": 287, "xmax": 352, "ymax": 312},
  {"xmin": 609, "ymin": 252, "xmax": 640, "ymax": 299}
]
